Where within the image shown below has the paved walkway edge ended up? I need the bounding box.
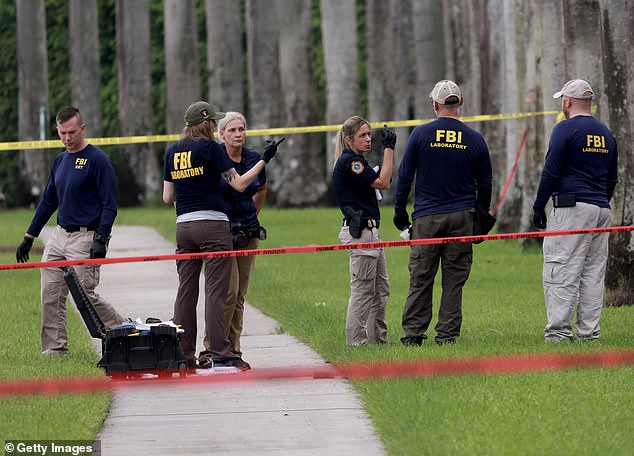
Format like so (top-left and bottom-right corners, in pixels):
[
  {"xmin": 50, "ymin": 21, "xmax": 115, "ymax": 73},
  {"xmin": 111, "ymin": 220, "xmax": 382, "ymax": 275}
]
[{"xmin": 56, "ymin": 226, "xmax": 386, "ymax": 456}]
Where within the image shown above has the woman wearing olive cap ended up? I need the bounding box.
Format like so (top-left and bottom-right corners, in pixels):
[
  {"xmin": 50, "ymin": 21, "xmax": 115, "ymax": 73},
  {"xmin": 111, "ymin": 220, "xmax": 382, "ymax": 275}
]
[
  {"xmin": 197, "ymin": 112, "xmax": 268, "ymax": 369},
  {"xmin": 163, "ymin": 101, "xmax": 279, "ymax": 370}
]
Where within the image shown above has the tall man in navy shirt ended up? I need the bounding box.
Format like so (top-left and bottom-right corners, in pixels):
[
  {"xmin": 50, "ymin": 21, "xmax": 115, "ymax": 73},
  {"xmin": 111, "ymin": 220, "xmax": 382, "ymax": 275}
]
[
  {"xmin": 394, "ymin": 80, "xmax": 492, "ymax": 346},
  {"xmin": 16, "ymin": 106, "xmax": 126, "ymax": 355},
  {"xmin": 532, "ymin": 79, "xmax": 618, "ymax": 342}
]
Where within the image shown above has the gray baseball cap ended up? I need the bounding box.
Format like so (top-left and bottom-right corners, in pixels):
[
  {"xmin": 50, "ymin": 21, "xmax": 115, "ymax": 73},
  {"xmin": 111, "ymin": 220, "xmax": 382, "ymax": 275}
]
[
  {"xmin": 553, "ymin": 79, "xmax": 594, "ymax": 100},
  {"xmin": 429, "ymin": 80, "xmax": 462, "ymax": 105},
  {"xmin": 184, "ymin": 101, "xmax": 225, "ymax": 126}
]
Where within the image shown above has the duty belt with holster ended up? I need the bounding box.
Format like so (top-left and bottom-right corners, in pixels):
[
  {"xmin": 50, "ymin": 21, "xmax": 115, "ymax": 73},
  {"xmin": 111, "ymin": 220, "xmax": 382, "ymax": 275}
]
[
  {"xmin": 342, "ymin": 206, "xmax": 378, "ymax": 238},
  {"xmin": 342, "ymin": 218, "xmax": 380, "ymax": 229}
]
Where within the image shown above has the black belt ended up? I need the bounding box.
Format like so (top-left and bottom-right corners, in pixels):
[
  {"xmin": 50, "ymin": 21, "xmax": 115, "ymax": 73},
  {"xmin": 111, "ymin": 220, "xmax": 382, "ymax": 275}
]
[
  {"xmin": 342, "ymin": 218, "xmax": 380, "ymax": 229},
  {"xmin": 59, "ymin": 222, "xmax": 99, "ymax": 233},
  {"xmin": 231, "ymin": 226, "xmax": 262, "ymax": 238}
]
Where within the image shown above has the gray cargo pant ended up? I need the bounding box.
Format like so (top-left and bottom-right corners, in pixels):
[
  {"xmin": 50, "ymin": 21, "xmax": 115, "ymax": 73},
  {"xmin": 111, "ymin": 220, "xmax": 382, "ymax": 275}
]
[{"xmin": 543, "ymin": 202, "xmax": 611, "ymax": 342}]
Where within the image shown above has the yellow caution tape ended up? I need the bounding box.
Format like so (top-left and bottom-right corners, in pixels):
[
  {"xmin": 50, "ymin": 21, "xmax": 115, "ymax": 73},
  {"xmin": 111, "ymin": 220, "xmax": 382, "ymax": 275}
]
[{"xmin": 0, "ymin": 110, "xmax": 559, "ymax": 151}]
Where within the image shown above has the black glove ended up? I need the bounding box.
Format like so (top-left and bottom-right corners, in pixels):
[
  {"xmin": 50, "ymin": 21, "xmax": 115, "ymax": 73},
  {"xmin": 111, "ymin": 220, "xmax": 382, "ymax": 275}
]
[
  {"xmin": 90, "ymin": 234, "xmax": 110, "ymax": 259},
  {"xmin": 262, "ymin": 139, "xmax": 278, "ymax": 164},
  {"xmin": 393, "ymin": 208, "xmax": 410, "ymax": 231},
  {"xmin": 532, "ymin": 208, "xmax": 547, "ymax": 230},
  {"xmin": 473, "ymin": 203, "xmax": 496, "ymax": 244},
  {"xmin": 380, "ymin": 124, "xmax": 397, "ymax": 149},
  {"xmin": 16, "ymin": 236, "xmax": 34, "ymax": 263}
]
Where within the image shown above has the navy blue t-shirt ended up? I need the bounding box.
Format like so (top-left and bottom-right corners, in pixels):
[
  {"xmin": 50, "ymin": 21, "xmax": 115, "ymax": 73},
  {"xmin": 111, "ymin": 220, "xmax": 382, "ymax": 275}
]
[
  {"xmin": 332, "ymin": 149, "xmax": 380, "ymax": 220},
  {"xmin": 533, "ymin": 115, "xmax": 618, "ymax": 210},
  {"xmin": 163, "ymin": 138, "xmax": 234, "ymax": 216},
  {"xmin": 395, "ymin": 117, "xmax": 492, "ymax": 219},
  {"xmin": 27, "ymin": 144, "xmax": 117, "ymax": 237},
  {"xmin": 219, "ymin": 146, "xmax": 266, "ymax": 230}
]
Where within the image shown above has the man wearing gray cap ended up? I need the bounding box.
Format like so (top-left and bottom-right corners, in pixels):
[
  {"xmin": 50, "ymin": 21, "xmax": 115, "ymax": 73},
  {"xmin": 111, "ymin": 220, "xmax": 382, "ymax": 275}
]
[
  {"xmin": 394, "ymin": 80, "xmax": 493, "ymax": 346},
  {"xmin": 532, "ymin": 79, "xmax": 618, "ymax": 342}
]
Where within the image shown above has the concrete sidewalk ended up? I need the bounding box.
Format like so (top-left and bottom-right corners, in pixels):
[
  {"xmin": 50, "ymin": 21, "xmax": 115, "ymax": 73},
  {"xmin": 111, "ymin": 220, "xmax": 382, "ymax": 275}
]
[{"xmin": 89, "ymin": 226, "xmax": 385, "ymax": 455}]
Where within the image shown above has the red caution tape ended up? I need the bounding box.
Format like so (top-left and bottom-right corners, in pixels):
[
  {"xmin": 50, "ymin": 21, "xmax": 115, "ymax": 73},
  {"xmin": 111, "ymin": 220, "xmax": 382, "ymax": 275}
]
[
  {"xmin": 1, "ymin": 225, "xmax": 632, "ymax": 272},
  {"xmin": 0, "ymin": 376, "xmax": 111, "ymax": 397},
  {"xmin": 2, "ymin": 349, "xmax": 634, "ymax": 398}
]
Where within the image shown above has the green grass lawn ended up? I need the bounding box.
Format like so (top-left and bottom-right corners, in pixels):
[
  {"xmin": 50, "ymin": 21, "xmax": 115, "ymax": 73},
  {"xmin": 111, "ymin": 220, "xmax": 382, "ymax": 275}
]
[
  {"xmin": 240, "ymin": 207, "xmax": 634, "ymax": 455},
  {"xmin": 1, "ymin": 206, "xmax": 633, "ymax": 455},
  {"xmin": 0, "ymin": 209, "xmax": 111, "ymax": 441}
]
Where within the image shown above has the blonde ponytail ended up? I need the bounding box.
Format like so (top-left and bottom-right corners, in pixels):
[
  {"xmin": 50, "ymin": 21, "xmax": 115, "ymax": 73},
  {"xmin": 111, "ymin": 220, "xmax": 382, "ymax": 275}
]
[
  {"xmin": 334, "ymin": 128, "xmax": 346, "ymax": 167},
  {"xmin": 333, "ymin": 115, "xmax": 370, "ymax": 168}
]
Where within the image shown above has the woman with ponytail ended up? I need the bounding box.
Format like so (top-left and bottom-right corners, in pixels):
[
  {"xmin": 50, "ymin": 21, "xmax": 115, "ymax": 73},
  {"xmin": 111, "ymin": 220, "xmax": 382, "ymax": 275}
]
[{"xmin": 331, "ymin": 116, "xmax": 396, "ymax": 346}]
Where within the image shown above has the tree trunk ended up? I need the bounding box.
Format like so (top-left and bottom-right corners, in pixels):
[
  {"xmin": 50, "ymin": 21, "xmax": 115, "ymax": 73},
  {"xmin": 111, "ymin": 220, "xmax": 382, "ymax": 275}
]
[
  {"xmin": 562, "ymin": 0, "xmax": 604, "ymax": 116},
  {"xmin": 246, "ymin": 0, "xmax": 282, "ymax": 129},
  {"xmin": 601, "ymin": 0, "xmax": 633, "ymax": 305},
  {"xmin": 116, "ymin": 0, "xmax": 159, "ymax": 206},
  {"xmin": 521, "ymin": 0, "xmax": 566, "ymax": 246},
  {"xmin": 412, "ymin": 1, "xmax": 445, "ymax": 119},
  {"xmin": 366, "ymin": 0, "xmax": 403, "ymax": 197},
  {"xmin": 529, "ymin": 0, "xmax": 566, "ymax": 234},
  {"xmin": 16, "ymin": 0, "xmax": 50, "ymax": 206},
  {"xmin": 205, "ymin": 0, "xmax": 244, "ymax": 113},
  {"xmin": 479, "ymin": 0, "xmax": 504, "ymax": 216},
  {"xmin": 444, "ymin": 0, "xmax": 481, "ymax": 119},
  {"xmin": 68, "ymin": 0, "xmax": 102, "ymax": 137},
  {"xmin": 366, "ymin": 0, "xmax": 393, "ymax": 126},
  {"xmin": 320, "ymin": 0, "xmax": 359, "ymax": 176},
  {"xmin": 409, "ymin": 0, "xmax": 445, "ymax": 208},
  {"xmin": 383, "ymin": 0, "xmax": 415, "ymax": 203},
  {"xmin": 273, "ymin": 0, "xmax": 326, "ymax": 206},
  {"xmin": 164, "ymin": 0, "xmax": 201, "ymax": 135},
  {"xmin": 495, "ymin": 0, "xmax": 524, "ymax": 232}
]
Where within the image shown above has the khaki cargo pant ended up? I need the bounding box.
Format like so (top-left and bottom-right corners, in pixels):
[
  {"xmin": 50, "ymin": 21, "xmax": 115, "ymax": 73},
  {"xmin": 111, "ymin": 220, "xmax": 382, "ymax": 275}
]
[
  {"xmin": 339, "ymin": 225, "xmax": 390, "ymax": 346},
  {"xmin": 199, "ymin": 237, "xmax": 259, "ymax": 361},
  {"xmin": 40, "ymin": 226, "xmax": 126, "ymax": 353}
]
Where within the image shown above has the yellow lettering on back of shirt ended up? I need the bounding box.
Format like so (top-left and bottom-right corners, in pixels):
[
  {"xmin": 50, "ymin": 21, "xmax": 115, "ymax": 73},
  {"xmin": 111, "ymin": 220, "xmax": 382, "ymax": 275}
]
[
  {"xmin": 435, "ymin": 129, "xmax": 463, "ymax": 143},
  {"xmin": 586, "ymin": 135, "xmax": 605, "ymax": 149}
]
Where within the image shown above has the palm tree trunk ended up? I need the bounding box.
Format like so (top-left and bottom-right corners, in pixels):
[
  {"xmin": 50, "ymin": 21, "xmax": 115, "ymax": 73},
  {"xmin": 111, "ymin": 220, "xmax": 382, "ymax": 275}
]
[{"xmin": 16, "ymin": 0, "xmax": 50, "ymax": 206}]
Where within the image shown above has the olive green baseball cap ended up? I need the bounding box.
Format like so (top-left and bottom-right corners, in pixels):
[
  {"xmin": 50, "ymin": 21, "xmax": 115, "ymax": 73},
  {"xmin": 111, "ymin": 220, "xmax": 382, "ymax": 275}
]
[{"xmin": 184, "ymin": 101, "xmax": 225, "ymax": 126}]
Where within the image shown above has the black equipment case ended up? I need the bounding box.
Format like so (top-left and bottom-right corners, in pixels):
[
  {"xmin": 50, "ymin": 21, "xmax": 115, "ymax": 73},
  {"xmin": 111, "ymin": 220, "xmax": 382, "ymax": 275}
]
[{"xmin": 62, "ymin": 266, "xmax": 187, "ymax": 377}]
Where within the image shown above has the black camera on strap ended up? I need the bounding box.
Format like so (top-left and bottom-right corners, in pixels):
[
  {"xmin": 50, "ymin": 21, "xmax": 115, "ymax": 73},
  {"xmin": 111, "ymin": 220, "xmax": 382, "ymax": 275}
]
[{"xmin": 230, "ymin": 222, "xmax": 267, "ymax": 249}]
